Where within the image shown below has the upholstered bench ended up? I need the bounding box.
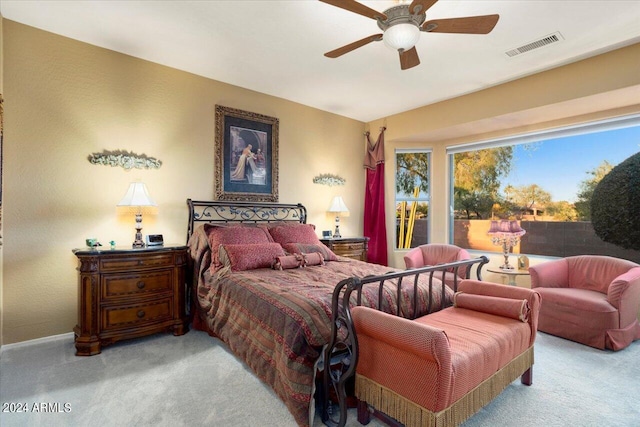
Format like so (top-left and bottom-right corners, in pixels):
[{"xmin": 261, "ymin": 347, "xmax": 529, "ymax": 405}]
[{"xmin": 352, "ymin": 280, "xmax": 541, "ymax": 427}]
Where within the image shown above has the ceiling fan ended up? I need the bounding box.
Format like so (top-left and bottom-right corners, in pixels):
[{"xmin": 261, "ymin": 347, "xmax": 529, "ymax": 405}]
[{"xmin": 320, "ymin": 0, "xmax": 499, "ymax": 70}]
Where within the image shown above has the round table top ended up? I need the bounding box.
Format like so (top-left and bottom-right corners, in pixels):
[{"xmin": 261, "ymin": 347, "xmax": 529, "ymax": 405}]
[{"xmin": 487, "ymin": 268, "xmax": 530, "ymax": 276}]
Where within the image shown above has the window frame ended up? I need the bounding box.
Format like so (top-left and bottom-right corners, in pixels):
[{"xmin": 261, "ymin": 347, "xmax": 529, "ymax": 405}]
[{"xmin": 446, "ymin": 113, "xmax": 640, "ymax": 248}]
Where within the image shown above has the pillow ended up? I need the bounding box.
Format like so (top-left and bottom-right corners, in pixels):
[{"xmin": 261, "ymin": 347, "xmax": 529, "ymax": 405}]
[
  {"xmin": 281, "ymin": 242, "xmax": 339, "ymax": 262},
  {"xmin": 219, "ymin": 243, "xmax": 286, "ymax": 272},
  {"xmin": 302, "ymin": 252, "xmax": 325, "ymax": 267},
  {"xmin": 453, "ymin": 292, "xmax": 530, "ymax": 322},
  {"xmin": 205, "ymin": 224, "xmax": 273, "ymax": 269},
  {"xmin": 268, "ymin": 224, "xmax": 321, "ymax": 245},
  {"xmin": 273, "ymin": 254, "xmax": 303, "ymax": 270}
]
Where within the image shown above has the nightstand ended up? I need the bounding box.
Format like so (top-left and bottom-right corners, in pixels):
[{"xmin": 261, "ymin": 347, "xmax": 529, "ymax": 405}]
[
  {"xmin": 320, "ymin": 237, "xmax": 369, "ymax": 261},
  {"xmin": 72, "ymin": 245, "xmax": 189, "ymax": 356}
]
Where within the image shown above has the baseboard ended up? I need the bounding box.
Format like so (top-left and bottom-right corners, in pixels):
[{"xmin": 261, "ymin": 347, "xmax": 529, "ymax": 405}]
[{"xmin": 0, "ymin": 332, "xmax": 74, "ymax": 357}]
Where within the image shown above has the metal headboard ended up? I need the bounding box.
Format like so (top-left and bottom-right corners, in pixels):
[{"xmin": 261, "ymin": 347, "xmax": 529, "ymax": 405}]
[{"xmin": 186, "ymin": 199, "xmax": 307, "ymax": 242}]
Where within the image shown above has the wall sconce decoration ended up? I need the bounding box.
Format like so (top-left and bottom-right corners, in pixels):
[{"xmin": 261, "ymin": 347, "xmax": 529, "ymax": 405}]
[
  {"xmin": 313, "ymin": 173, "xmax": 345, "ymax": 186},
  {"xmin": 89, "ymin": 150, "xmax": 162, "ymax": 170},
  {"xmin": 488, "ymin": 219, "xmax": 526, "ymax": 270},
  {"xmin": 117, "ymin": 182, "xmax": 157, "ymax": 247},
  {"xmin": 327, "ymin": 196, "xmax": 350, "ymax": 238}
]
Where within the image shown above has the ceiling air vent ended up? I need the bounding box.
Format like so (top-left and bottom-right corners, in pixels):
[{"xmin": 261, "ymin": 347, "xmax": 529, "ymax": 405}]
[{"xmin": 506, "ymin": 32, "xmax": 564, "ymax": 57}]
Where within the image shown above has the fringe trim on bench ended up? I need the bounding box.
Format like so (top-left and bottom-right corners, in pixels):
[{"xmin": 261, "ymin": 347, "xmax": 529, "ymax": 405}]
[{"xmin": 355, "ymin": 346, "xmax": 534, "ymax": 427}]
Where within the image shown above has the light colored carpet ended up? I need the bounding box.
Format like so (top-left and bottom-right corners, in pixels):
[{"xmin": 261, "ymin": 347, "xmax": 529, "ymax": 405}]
[{"xmin": 1, "ymin": 329, "xmax": 638, "ymax": 427}]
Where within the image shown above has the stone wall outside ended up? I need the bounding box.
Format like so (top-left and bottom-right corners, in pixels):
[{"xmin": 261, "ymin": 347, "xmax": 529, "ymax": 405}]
[{"xmin": 454, "ymin": 219, "xmax": 640, "ymax": 263}]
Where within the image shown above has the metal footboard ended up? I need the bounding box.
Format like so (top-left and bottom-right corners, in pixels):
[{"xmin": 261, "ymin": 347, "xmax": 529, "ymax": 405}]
[{"xmin": 319, "ymin": 256, "xmax": 489, "ymax": 427}]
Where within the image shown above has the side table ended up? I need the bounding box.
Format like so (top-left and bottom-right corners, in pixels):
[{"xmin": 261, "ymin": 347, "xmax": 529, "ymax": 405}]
[
  {"xmin": 72, "ymin": 244, "xmax": 189, "ymax": 356},
  {"xmin": 320, "ymin": 237, "xmax": 369, "ymax": 261},
  {"xmin": 487, "ymin": 268, "xmax": 530, "ymax": 286}
]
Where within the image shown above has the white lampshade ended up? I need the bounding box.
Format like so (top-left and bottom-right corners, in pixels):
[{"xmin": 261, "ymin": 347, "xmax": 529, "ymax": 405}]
[
  {"xmin": 117, "ymin": 182, "xmax": 156, "ymax": 207},
  {"xmin": 383, "ymin": 23, "xmax": 420, "ymax": 51},
  {"xmin": 117, "ymin": 182, "xmax": 156, "ymax": 248},
  {"xmin": 328, "ymin": 196, "xmax": 349, "ymax": 216},
  {"xmin": 328, "ymin": 196, "xmax": 349, "ymax": 238}
]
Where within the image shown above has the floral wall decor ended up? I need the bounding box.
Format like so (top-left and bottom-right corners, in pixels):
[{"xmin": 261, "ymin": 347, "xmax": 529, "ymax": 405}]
[
  {"xmin": 313, "ymin": 173, "xmax": 345, "ymax": 186},
  {"xmin": 88, "ymin": 150, "xmax": 162, "ymax": 170}
]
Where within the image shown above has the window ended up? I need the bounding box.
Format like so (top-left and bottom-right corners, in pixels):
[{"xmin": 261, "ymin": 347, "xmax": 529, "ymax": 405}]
[
  {"xmin": 395, "ymin": 149, "xmax": 430, "ymax": 249},
  {"xmin": 447, "ymin": 115, "xmax": 640, "ymax": 261}
]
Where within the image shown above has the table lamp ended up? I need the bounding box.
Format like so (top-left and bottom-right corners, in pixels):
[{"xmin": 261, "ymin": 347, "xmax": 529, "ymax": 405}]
[
  {"xmin": 488, "ymin": 219, "xmax": 526, "ymax": 270},
  {"xmin": 117, "ymin": 182, "xmax": 157, "ymax": 248},
  {"xmin": 327, "ymin": 196, "xmax": 349, "ymax": 238}
]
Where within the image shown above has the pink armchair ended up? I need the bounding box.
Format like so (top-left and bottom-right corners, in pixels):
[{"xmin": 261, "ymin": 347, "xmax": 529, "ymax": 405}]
[
  {"xmin": 404, "ymin": 244, "xmax": 471, "ymax": 290},
  {"xmin": 529, "ymin": 255, "xmax": 640, "ymax": 351}
]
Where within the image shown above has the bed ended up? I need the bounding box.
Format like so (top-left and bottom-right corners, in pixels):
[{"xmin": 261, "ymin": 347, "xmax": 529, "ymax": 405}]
[{"xmin": 185, "ymin": 200, "xmax": 488, "ymax": 427}]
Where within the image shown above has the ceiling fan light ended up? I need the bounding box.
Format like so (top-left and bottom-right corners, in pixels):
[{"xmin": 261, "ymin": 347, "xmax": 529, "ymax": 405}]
[{"xmin": 383, "ymin": 23, "xmax": 420, "ymax": 51}]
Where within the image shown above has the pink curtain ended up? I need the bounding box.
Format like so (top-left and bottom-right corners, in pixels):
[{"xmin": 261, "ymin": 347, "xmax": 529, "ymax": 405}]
[{"xmin": 363, "ymin": 128, "xmax": 387, "ymax": 266}]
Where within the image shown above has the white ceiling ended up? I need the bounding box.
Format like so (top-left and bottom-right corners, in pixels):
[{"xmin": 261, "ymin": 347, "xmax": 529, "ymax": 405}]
[{"xmin": 2, "ymin": 1, "xmax": 640, "ymax": 122}]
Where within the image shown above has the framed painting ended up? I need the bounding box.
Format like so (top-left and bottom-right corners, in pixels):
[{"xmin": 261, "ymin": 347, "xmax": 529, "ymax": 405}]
[{"xmin": 214, "ymin": 105, "xmax": 279, "ymax": 202}]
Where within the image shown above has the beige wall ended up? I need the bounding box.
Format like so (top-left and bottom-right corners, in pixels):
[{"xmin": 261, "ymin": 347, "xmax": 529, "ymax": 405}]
[
  {"xmin": 1, "ymin": 14, "xmax": 4, "ymax": 346},
  {"xmin": 368, "ymin": 43, "xmax": 640, "ymax": 268},
  {"xmin": 1, "ymin": 20, "xmax": 366, "ymax": 344}
]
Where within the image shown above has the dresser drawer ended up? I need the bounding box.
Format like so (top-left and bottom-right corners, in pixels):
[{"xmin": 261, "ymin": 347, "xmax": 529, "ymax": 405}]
[
  {"xmin": 332, "ymin": 242, "xmax": 365, "ymax": 253},
  {"xmin": 330, "ymin": 242, "xmax": 366, "ymax": 259},
  {"xmin": 99, "ymin": 253, "xmax": 175, "ymax": 272},
  {"xmin": 320, "ymin": 237, "xmax": 369, "ymax": 262},
  {"xmin": 102, "ymin": 269, "xmax": 173, "ymax": 299},
  {"xmin": 102, "ymin": 298, "xmax": 173, "ymax": 331},
  {"xmin": 335, "ymin": 250, "xmax": 365, "ymax": 259}
]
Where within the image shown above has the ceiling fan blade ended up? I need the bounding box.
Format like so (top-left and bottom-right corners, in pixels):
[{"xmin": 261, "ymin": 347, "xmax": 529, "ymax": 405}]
[
  {"xmin": 422, "ymin": 14, "xmax": 500, "ymax": 34},
  {"xmin": 399, "ymin": 47, "xmax": 420, "ymax": 70},
  {"xmin": 408, "ymin": 0, "xmax": 439, "ymax": 15},
  {"xmin": 324, "ymin": 34, "xmax": 383, "ymax": 58},
  {"xmin": 319, "ymin": 0, "xmax": 387, "ymax": 21}
]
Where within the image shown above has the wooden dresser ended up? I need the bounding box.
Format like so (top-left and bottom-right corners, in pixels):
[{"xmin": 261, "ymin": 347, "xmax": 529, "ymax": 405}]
[
  {"xmin": 320, "ymin": 237, "xmax": 369, "ymax": 261},
  {"xmin": 72, "ymin": 245, "xmax": 189, "ymax": 356}
]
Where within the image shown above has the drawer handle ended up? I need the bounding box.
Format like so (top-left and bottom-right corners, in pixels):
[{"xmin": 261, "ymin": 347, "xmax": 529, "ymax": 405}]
[
  {"xmin": 138, "ymin": 260, "xmax": 144, "ymax": 266},
  {"xmin": 137, "ymin": 310, "xmax": 146, "ymax": 318},
  {"xmin": 137, "ymin": 281, "xmax": 146, "ymax": 289}
]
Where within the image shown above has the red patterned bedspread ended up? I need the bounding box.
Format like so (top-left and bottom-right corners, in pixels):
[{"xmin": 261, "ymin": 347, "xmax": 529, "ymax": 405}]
[{"xmin": 187, "ymin": 226, "xmax": 452, "ymax": 426}]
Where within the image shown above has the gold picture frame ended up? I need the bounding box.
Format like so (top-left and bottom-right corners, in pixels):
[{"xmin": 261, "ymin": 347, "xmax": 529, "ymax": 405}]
[{"xmin": 214, "ymin": 105, "xmax": 279, "ymax": 202}]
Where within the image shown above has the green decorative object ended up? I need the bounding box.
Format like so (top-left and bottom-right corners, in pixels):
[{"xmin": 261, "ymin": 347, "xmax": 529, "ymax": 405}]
[
  {"xmin": 591, "ymin": 152, "xmax": 640, "ymax": 250},
  {"xmin": 88, "ymin": 150, "xmax": 162, "ymax": 170},
  {"xmin": 312, "ymin": 173, "xmax": 345, "ymax": 186}
]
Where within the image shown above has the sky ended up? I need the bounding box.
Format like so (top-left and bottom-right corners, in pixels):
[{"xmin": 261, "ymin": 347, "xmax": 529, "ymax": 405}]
[{"xmin": 502, "ymin": 125, "xmax": 640, "ymax": 203}]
